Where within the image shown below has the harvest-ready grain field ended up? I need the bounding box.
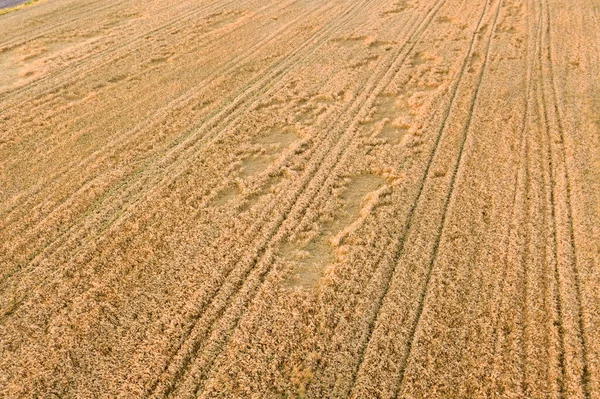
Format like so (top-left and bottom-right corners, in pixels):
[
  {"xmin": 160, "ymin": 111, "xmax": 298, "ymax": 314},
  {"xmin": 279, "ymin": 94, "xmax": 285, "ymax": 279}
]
[{"xmin": 1, "ymin": 0, "xmax": 600, "ymax": 397}]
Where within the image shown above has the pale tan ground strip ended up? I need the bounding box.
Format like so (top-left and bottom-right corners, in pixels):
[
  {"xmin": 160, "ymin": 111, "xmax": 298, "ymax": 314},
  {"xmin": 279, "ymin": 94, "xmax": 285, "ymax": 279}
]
[{"xmin": 0, "ymin": 0, "xmax": 599, "ymax": 397}]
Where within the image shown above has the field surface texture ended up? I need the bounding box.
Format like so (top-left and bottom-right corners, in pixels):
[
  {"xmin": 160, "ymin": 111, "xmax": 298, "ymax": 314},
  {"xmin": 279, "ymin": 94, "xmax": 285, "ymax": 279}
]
[{"xmin": 1, "ymin": 0, "xmax": 600, "ymax": 397}]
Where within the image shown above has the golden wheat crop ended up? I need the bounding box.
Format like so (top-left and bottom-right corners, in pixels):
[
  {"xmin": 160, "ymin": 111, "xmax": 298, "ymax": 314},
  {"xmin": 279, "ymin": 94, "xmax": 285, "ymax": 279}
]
[{"xmin": 1, "ymin": 0, "xmax": 599, "ymax": 397}]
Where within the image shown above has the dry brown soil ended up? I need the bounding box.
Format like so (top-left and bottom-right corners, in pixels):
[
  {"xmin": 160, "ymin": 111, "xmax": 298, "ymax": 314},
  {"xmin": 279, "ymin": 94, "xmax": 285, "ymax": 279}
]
[{"xmin": 1, "ymin": 0, "xmax": 600, "ymax": 397}]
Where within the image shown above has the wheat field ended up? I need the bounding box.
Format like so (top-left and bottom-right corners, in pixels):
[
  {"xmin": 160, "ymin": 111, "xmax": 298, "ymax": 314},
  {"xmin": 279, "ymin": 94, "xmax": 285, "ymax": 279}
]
[{"xmin": 1, "ymin": 0, "xmax": 600, "ymax": 397}]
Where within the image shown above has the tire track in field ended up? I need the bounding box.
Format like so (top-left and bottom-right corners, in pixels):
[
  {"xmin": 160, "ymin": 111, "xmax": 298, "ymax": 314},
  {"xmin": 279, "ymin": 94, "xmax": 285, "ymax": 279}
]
[
  {"xmin": 520, "ymin": 3, "xmax": 565, "ymax": 394},
  {"xmin": 344, "ymin": 0, "xmax": 493, "ymax": 391},
  {"xmin": 517, "ymin": 115, "xmax": 532, "ymax": 397},
  {"xmin": 392, "ymin": 1, "xmax": 502, "ymax": 394},
  {"xmin": 141, "ymin": 1, "xmax": 448, "ymax": 397},
  {"xmin": 542, "ymin": 0, "xmax": 591, "ymax": 395},
  {"xmin": 0, "ymin": 0, "xmax": 241, "ymax": 114},
  {"xmin": 487, "ymin": 0, "xmax": 536, "ymax": 393},
  {"xmin": 518, "ymin": 4, "xmax": 534, "ymax": 391},
  {"xmin": 521, "ymin": 2, "xmax": 566, "ymax": 395},
  {"xmin": 343, "ymin": 0, "xmax": 500, "ymax": 396},
  {"xmin": 0, "ymin": 0, "xmax": 364, "ymax": 319},
  {"xmin": 538, "ymin": 107, "xmax": 564, "ymax": 399},
  {"xmin": 0, "ymin": 0, "xmax": 314, "ymax": 279},
  {"xmin": 537, "ymin": 43, "xmax": 567, "ymax": 398}
]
